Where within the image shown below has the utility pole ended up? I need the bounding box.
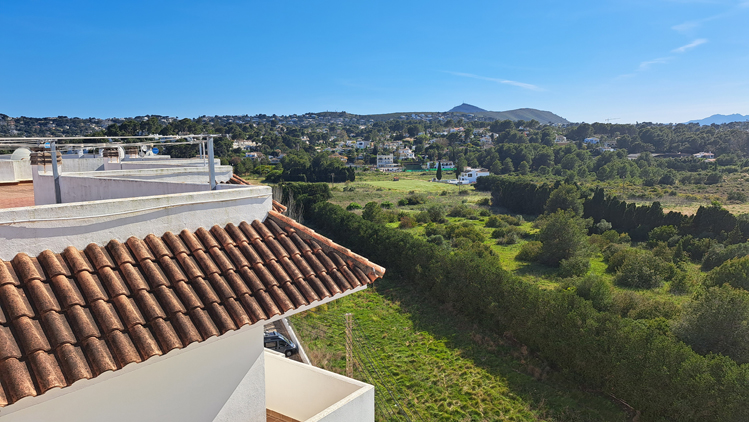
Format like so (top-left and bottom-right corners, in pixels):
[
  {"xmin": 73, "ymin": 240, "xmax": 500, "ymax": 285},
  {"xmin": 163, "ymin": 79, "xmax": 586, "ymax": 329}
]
[
  {"xmin": 50, "ymin": 141, "xmax": 62, "ymax": 204},
  {"xmin": 345, "ymin": 313, "xmax": 353, "ymax": 378},
  {"xmin": 330, "ymin": 172, "xmax": 335, "ymax": 187},
  {"xmin": 207, "ymin": 137, "xmax": 216, "ymax": 190}
]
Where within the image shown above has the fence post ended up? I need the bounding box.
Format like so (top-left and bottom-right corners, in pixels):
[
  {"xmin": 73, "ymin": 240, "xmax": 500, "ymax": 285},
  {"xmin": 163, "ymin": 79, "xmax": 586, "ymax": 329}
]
[{"xmin": 345, "ymin": 313, "xmax": 353, "ymax": 378}]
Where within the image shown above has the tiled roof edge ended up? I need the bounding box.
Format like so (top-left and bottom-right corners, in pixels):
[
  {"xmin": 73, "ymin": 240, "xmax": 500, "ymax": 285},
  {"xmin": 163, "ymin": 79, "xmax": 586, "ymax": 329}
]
[{"xmin": 266, "ymin": 210, "xmax": 385, "ymax": 282}]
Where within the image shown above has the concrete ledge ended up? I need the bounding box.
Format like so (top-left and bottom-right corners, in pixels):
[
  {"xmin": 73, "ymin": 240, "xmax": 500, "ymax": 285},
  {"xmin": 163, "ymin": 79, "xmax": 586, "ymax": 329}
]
[{"xmin": 0, "ymin": 186, "xmax": 272, "ymax": 259}]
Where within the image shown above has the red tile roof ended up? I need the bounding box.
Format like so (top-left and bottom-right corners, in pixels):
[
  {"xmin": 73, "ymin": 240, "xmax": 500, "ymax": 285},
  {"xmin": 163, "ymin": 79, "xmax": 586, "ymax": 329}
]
[{"xmin": 0, "ymin": 211, "xmax": 384, "ymax": 407}]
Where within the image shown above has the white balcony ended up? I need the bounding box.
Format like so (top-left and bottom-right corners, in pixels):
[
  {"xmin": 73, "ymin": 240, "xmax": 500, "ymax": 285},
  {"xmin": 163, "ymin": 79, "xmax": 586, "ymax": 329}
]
[{"xmin": 265, "ymin": 350, "xmax": 374, "ymax": 422}]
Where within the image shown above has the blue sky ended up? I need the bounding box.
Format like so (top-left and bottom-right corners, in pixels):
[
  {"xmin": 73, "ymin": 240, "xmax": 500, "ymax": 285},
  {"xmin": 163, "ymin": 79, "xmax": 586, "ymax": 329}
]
[{"xmin": 1, "ymin": 0, "xmax": 748, "ymax": 123}]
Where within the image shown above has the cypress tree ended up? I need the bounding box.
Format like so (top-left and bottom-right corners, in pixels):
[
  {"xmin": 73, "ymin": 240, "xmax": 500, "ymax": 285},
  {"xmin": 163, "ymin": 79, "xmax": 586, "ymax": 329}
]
[{"xmin": 436, "ymin": 162, "xmax": 442, "ymax": 180}]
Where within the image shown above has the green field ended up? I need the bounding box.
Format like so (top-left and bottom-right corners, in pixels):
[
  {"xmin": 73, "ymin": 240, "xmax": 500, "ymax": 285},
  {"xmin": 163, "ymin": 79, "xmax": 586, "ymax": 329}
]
[{"xmin": 291, "ymin": 276, "xmax": 629, "ymax": 422}]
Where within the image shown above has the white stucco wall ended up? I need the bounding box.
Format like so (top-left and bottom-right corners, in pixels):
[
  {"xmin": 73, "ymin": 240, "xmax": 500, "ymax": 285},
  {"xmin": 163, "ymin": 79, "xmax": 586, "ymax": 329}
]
[
  {"xmin": 32, "ymin": 167, "xmax": 235, "ymax": 205},
  {"xmin": 0, "ymin": 325, "xmax": 266, "ymax": 422},
  {"xmin": 0, "ymin": 160, "xmax": 32, "ymax": 183},
  {"xmin": 266, "ymin": 352, "xmax": 374, "ymax": 422},
  {"xmin": 0, "ymin": 186, "xmax": 272, "ymax": 260},
  {"xmin": 61, "ymin": 157, "xmax": 107, "ymax": 172}
]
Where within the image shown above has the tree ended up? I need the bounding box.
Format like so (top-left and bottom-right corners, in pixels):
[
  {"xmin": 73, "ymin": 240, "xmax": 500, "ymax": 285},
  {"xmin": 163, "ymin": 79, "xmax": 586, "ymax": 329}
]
[
  {"xmin": 545, "ymin": 184, "xmax": 583, "ymax": 216},
  {"xmin": 518, "ymin": 161, "xmax": 530, "ymax": 175},
  {"xmin": 362, "ymin": 202, "xmax": 388, "ymax": 225},
  {"xmin": 673, "ymin": 285, "xmax": 749, "ymax": 363},
  {"xmin": 501, "ymin": 158, "xmax": 514, "ymax": 174},
  {"xmin": 538, "ymin": 210, "xmax": 591, "ymax": 267},
  {"xmin": 455, "ymin": 157, "xmax": 467, "ymax": 177},
  {"xmin": 436, "ymin": 162, "xmax": 442, "ymax": 180}
]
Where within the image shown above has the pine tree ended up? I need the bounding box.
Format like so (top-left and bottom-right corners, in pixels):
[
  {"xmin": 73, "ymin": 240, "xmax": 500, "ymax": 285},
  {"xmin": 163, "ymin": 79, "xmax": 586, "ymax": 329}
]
[{"xmin": 436, "ymin": 162, "xmax": 443, "ymax": 180}]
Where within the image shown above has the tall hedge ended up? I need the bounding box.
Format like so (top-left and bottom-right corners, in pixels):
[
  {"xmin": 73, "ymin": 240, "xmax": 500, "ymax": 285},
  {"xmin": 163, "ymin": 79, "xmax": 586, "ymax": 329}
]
[{"xmin": 308, "ymin": 201, "xmax": 749, "ymax": 421}]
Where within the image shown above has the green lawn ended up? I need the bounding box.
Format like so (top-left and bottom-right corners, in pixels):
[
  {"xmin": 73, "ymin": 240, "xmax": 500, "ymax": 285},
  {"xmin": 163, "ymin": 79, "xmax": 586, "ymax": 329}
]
[{"xmin": 291, "ymin": 276, "xmax": 629, "ymax": 422}]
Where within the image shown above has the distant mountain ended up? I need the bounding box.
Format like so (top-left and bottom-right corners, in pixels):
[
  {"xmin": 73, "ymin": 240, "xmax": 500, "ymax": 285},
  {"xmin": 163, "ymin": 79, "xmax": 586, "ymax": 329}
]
[
  {"xmin": 687, "ymin": 114, "xmax": 749, "ymax": 125},
  {"xmin": 472, "ymin": 108, "xmax": 569, "ymax": 125},
  {"xmin": 448, "ymin": 103, "xmax": 486, "ymax": 113}
]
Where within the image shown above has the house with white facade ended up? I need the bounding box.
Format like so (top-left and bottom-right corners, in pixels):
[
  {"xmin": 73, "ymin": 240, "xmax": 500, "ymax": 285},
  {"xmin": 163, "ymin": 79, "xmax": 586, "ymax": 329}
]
[
  {"xmin": 583, "ymin": 137, "xmax": 600, "ymax": 145},
  {"xmin": 693, "ymin": 151, "xmax": 715, "ymax": 159},
  {"xmin": 554, "ymin": 135, "xmax": 568, "ymax": 144},
  {"xmin": 398, "ymin": 148, "xmax": 415, "ymax": 160},
  {"xmin": 355, "ymin": 140, "xmax": 371, "ymax": 149},
  {"xmin": 458, "ymin": 167, "xmax": 490, "ymax": 184},
  {"xmin": 0, "ymin": 140, "xmax": 382, "ymax": 422}
]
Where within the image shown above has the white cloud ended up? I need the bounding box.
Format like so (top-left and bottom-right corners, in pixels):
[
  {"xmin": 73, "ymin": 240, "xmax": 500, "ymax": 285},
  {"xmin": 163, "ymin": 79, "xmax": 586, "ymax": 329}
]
[
  {"xmin": 638, "ymin": 57, "xmax": 673, "ymax": 71},
  {"xmin": 444, "ymin": 71, "xmax": 543, "ymax": 91},
  {"xmin": 672, "ymin": 38, "xmax": 708, "ymax": 52}
]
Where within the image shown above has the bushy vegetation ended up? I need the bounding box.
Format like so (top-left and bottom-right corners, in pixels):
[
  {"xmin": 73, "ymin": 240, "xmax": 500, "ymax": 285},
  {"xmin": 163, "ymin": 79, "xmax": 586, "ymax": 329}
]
[{"xmin": 308, "ymin": 199, "xmax": 749, "ymax": 421}]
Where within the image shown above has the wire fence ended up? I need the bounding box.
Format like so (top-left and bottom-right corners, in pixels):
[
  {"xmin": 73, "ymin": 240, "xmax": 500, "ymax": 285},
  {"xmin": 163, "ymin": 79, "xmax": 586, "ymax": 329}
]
[{"xmin": 345, "ymin": 316, "xmax": 426, "ymax": 422}]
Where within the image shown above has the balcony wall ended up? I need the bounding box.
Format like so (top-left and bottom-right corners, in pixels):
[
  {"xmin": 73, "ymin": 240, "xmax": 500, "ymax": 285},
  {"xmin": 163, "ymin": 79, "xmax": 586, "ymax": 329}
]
[{"xmin": 265, "ymin": 350, "xmax": 374, "ymax": 422}]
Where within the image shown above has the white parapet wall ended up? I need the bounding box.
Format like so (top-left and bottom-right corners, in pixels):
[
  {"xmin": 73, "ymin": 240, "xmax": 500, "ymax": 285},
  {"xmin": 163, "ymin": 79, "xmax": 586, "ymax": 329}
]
[
  {"xmin": 266, "ymin": 350, "xmax": 375, "ymax": 422},
  {"xmin": 0, "ymin": 324, "xmax": 267, "ymax": 422},
  {"xmin": 32, "ymin": 165, "xmax": 234, "ymax": 205},
  {"xmin": 0, "ymin": 186, "xmax": 272, "ymax": 260},
  {"xmin": 0, "ymin": 160, "xmax": 32, "ymax": 183}
]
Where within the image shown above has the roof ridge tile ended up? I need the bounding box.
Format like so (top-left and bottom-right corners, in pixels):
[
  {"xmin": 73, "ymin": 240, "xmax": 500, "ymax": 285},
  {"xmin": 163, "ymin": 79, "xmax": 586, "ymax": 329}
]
[
  {"xmin": 11, "ymin": 254, "xmax": 43, "ymax": 284},
  {"xmin": 62, "ymin": 247, "xmax": 93, "ymax": 275},
  {"xmin": 0, "ymin": 262, "xmax": 19, "ymax": 287},
  {"xmin": 106, "ymin": 240, "xmax": 136, "ymax": 267}
]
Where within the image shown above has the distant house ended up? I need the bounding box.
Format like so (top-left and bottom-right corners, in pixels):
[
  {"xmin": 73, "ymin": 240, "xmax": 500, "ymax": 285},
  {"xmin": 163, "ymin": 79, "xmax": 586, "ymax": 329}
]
[
  {"xmin": 555, "ymin": 135, "xmax": 568, "ymax": 144},
  {"xmin": 329, "ymin": 153, "xmax": 348, "ymax": 163},
  {"xmin": 398, "ymin": 148, "xmax": 415, "ymax": 160},
  {"xmin": 458, "ymin": 167, "xmax": 490, "ymax": 184},
  {"xmin": 376, "ymin": 154, "xmax": 401, "ymax": 172},
  {"xmin": 423, "ymin": 160, "xmax": 454, "ymax": 170},
  {"xmin": 693, "ymin": 152, "xmax": 715, "ymax": 159},
  {"xmin": 355, "ymin": 140, "xmax": 371, "ymax": 149},
  {"xmin": 245, "ymin": 151, "xmax": 264, "ymax": 160},
  {"xmin": 584, "ymin": 137, "xmax": 600, "ymax": 144}
]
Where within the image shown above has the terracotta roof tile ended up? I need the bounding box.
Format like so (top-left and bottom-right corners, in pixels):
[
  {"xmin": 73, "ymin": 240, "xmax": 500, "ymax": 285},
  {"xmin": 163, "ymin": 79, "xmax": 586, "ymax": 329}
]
[
  {"xmin": 0, "ymin": 326, "xmax": 22, "ymax": 361},
  {"xmin": 126, "ymin": 238, "xmax": 155, "ymax": 263},
  {"xmin": 26, "ymin": 279, "xmax": 61, "ymax": 314},
  {"xmin": 195, "ymin": 227, "xmax": 220, "ymax": 251},
  {"xmin": 0, "ymin": 217, "xmax": 384, "ymax": 407},
  {"xmin": 106, "ymin": 331, "xmax": 141, "ymax": 366},
  {"xmin": 188, "ymin": 308, "xmax": 219, "ymax": 339},
  {"xmin": 238, "ymin": 293, "xmax": 268, "ymax": 323},
  {"xmin": 28, "ymin": 350, "xmax": 66, "ymax": 393},
  {"xmin": 106, "ymin": 240, "xmax": 136, "ymax": 267},
  {"xmin": 0, "ymin": 284, "xmax": 35, "ymax": 320},
  {"xmin": 0, "ymin": 262, "xmax": 19, "ymax": 287},
  {"xmin": 40, "ymin": 311, "xmax": 76, "ymax": 349},
  {"xmin": 84, "ymin": 245, "xmax": 115, "ymax": 271},
  {"xmin": 133, "ymin": 290, "xmax": 166, "ymax": 321},
  {"xmin": 179, "ymin": 230, "xmax": 205, "ymax": 254},
  {"xmin": 171, "ymin": 281, "xmax": 203, "ymax": 311},
  {"xmin": 128, "ymin": 325, "xmax": 161, "ymax": 360},
  {"xmin": 66, "ymin": 305, "xmax": 101, "ymax": 341},
  {"xmin": 0, "ymin": 358, "xmax": 37, "ymax": 402},
  {"xmin": 148, "ymin": 318, "xmax": 182, "ymax": 353},
  {"xmin": 224, "ymin": 270, "xmax": 251, "ymax": 297},
  {"xmin": 153, "ymin": 286, "xmax": 187, "ymax": 316},
  {"xmin": 144, "ymin": 234, "xmax": 172, "ymax": 259},
  {"xmin": 158, "ymin": 256, "xmax": 187, "ymax": 284},
  {"xmin": 81, "ymin": 337, "xmax": 117, "ymax": 376},
  {"xmin": 48, "ymin": 275, "xmax": 85, "ymax": 310},
  {"xmin": 169, "ymin": 313, "xmax": 202, "ymax": 345},
  {"xmin": 74, "ymin": 271, "xmax": 108, "ymax": 303},
  {"xmin": 55, "ymin": 343, "xmax": 92, "ymax": 383},
  {"xmin": 138, "ymin": 260, "xmax": 169, "ymax": 289},
  {"xmin": 307, "ymin": 275, "xmax": 332, "ymax": 300},
  {"xmin": 62, "ymin": 247, "xmax": 93, "ymax": 275},
  {"xmin": 209, "ymin": 225, "xmax": 236, "ymax": 248},
  {"xmin": 224, "ymin": 223, "xmax": 248, "ymax": 244},
  {"xmin": 318, "ymin": 272, "xmax": 342, "ymax": 296}
]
